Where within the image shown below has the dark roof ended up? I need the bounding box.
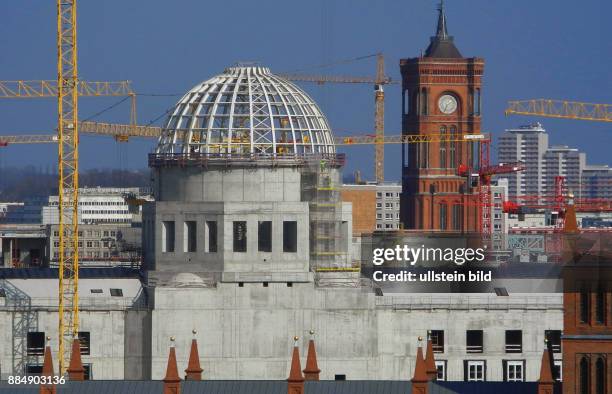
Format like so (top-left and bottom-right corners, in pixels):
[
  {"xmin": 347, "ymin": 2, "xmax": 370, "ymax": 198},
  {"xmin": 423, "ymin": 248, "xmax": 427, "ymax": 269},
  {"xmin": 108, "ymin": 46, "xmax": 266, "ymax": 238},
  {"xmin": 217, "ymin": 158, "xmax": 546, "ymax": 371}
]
[
  {"xmin": 183, "ymin": 380, "xmax": 286, "ymax": 394},
  {"xmin": 59, "ymin": 381, "xmax": 162, "ymax": 394},
  {"xmin": 305, "ymin": 381, "xmax": 411, "ymax": 394},
  {"xmin": 0, "ymin": 267, "xmax": 142, "ymax": 280},
  {"xmin": 430, "ymin": 382, "xmax": 546, "ymax": 394},
  {"xmin": 424, "ymin": 1, "xmax": 462, "ymax": 58}
]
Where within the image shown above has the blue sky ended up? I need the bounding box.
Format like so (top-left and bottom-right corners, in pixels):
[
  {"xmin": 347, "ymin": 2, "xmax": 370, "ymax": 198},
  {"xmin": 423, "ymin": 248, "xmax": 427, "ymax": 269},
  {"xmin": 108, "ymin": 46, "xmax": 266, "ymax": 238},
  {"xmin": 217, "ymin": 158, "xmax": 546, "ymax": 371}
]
[{"xmin": 0, "ymin": 0, "xmax": 609, "ymax": 181}]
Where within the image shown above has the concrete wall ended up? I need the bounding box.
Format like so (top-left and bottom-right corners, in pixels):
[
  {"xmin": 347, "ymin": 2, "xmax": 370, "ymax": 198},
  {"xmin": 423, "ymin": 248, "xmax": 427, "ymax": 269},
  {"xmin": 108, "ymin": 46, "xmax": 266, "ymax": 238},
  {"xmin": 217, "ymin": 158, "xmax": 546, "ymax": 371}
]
[
  {"xmin": 154, "ymin": 167, "xmax": 302, "ymax": 203},
  {"xmin": 148, "ymin": 281, "xmax": 563, "ymax": 382}
]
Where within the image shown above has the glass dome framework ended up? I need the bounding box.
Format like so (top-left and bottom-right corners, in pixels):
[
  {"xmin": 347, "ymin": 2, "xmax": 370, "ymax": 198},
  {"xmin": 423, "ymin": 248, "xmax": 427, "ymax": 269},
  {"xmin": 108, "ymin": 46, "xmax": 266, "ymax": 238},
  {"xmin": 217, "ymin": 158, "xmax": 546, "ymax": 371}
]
[{"xmin": 156, "ymin": 66, "xmax": 336, "ymax": 157}]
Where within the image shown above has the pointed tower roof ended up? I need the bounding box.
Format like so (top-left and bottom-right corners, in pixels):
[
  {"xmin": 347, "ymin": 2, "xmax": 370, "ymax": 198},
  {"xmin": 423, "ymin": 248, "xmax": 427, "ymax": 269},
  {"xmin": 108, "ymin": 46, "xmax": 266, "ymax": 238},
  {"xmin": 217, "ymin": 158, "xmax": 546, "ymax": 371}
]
[
  {"xmin": 40, "ymin": 337, "xmax": 56, "ymax": 394},
  {"xmin": 412, "ymin": 339, "xmax": 429, "ymax": 383},
  {"xmin": 185, "ymin": 330, "xmax": 203, "ymax": 381},
  {"xmin": 424, "ymin": 0, "xmax": 463, "ymax": 58},
  {"xmin": 67, "ymin": 336, "xmax": 85, "ymax": 381},
  {"xmin": 163, "ymin": 337, "xmax": 181, "ymax": 394},
  {"xmin": 303, "ymin": 330, "xmax": 321, "ymax": 381},
  {"xmin": 288, "ymin": 337, "xmax": 305, "ymax": 383},
  {"xmin": 538, "ymin": 340, "xmax": 554, "ymax": 384},
  {"xmin": 425, "ymin": 334, "xmax": 437, "ymax": 381}
]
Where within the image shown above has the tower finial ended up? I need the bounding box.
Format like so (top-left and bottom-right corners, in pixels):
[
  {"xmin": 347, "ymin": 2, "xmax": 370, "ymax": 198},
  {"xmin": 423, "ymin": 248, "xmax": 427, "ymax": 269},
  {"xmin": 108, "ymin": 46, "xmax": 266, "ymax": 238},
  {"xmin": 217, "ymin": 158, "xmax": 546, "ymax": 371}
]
[{"xmin": 436, "ymin": 0, "xmax": 449, "ymax": 39}]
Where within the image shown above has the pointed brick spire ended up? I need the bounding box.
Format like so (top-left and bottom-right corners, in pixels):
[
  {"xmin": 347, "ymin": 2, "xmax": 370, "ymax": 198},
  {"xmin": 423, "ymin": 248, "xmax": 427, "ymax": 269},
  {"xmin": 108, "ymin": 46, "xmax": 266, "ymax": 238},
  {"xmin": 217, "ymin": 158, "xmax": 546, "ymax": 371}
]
[
  {"xmin": 412, "ymin": 337, "xmax": 429, "ymax": 394},
  {"xmin": 67, "ymin": 336, "xmax": 85, "ymax": 381},
  {"xmin": 163, "ymin": 337, "xmax": 181, "ymax": 394},
  {"xmin": 303, "ymin": 330, "xmax": 321, "ymax": 381},
  {"xmin": 538, "ymin": 340, "xmax": 555, "ymax": 394},
  {"xmin": 425, "ymin": 333, "xmax": 437, "ymax": 381},
  {"xmin": 40, "ymin": 337, "xmax": 56, "ymax": 394},
  {"xmin": 185, "ymin": 329, "xmax": 203, "ymax": 381},
  {"xmin": 287, "ymin": 336, "xmax": 304, "ymax": 394}
]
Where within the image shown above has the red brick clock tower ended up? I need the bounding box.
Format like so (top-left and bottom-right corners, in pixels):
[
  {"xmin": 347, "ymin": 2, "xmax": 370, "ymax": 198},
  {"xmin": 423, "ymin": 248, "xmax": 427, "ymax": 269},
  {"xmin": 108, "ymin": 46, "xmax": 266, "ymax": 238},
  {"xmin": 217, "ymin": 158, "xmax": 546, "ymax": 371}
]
[{"xmin": 399, "ymin": 1, "xmax": 484, "ymax": 232}]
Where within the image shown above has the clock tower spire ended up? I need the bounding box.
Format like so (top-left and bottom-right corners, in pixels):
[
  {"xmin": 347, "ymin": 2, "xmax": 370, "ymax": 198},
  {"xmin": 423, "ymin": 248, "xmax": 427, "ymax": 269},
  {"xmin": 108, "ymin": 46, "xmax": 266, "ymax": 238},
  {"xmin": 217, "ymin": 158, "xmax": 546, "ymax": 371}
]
[{"xmin": 399, "ymin": 3, "xmax": 484, "ymax": 232}]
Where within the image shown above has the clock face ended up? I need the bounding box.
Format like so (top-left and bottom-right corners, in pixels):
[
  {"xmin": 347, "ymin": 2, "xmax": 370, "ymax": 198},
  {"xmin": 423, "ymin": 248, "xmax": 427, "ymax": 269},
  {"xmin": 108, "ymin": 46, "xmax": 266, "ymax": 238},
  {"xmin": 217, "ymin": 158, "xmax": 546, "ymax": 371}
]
[{"xmin": 438, "ymin": 94, "xmax": 458, "ymax": 114}]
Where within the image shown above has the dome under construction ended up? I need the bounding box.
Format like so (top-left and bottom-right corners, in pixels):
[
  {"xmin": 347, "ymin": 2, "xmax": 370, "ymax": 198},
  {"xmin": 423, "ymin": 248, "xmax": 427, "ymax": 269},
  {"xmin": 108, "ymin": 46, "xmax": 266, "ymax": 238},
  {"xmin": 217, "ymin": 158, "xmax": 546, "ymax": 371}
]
[{"xmin": 155, "ymin": 66, "xmax": 336, "ymax": 158}]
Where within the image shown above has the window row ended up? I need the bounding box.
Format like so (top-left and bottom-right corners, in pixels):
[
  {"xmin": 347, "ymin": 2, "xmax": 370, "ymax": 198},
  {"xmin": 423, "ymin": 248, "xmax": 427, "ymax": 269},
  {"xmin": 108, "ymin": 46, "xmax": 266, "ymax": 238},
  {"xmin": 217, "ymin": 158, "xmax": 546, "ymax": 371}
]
[
  {"xmin": 161, "ymin": 220, "xmax": 298, "ymax": 254},
  {"xmin": 429, "ymin": 329, "xmax": 561, "ymax": 354},
  {"xmin": 435, "ymin": 359, "xmax": 561, "ymax": 382},
  {"xmin": 53, "ymin": 230, "xmax": 117, "ymax": 238}
]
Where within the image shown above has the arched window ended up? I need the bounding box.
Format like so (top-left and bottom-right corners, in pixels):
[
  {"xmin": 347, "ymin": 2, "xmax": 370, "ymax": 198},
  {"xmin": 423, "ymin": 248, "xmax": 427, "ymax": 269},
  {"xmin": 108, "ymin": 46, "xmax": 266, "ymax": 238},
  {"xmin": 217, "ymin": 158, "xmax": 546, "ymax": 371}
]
[
  {"xmin": 595, "ymin": 290, "xmax": 605, "ymax": 324},
  {"xmin": 439, "ymin": 126, "xmax": 447, "ymax": 168},
  {"xmin": 449, "ymin": 125, "xmax": 457, "ymax": 168},
  {"xmin": 452, "ymin": 203, "xmax": 462, "ymax": 230},
  {"xmin": 580, "ymin": 357, "xmax": 590, "ymax": 394},
  {"xmin": 596, "ymin": 357, "xmax": 605, "ymax": 394},
  {"xmin": 580, "ymin": 290, "xmax": 590, "ymax": 324},
  {"xmin": 474, "ymin": 88, "xmax": 481, "ymax": 116},
  {"xmin": 420, "ymin": 88, "xmax": 428, "ymax": 115},
  {"xmin": 403, "ymin": 89, "xmax": 410, "ymax": 115},
  {"xmin": 439, "ymin": 202, "xmax": 448, "ymax": 230}
]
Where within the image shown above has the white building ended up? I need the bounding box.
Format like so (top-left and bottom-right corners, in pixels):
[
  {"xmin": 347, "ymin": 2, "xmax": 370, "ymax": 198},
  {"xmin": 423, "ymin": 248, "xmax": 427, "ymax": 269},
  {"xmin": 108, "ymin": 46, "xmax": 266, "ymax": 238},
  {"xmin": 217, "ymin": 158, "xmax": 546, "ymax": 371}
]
[
  {"xmin": 498, "ymin": 123, "xmax": 548, "ymax": 199},
  {"xmin": 498, "ymin": 123, "xmax": 609, "ymax": 200},
  {"xmin": 42, "ymin": 187, "xmax": 147, "ymax": 225}
]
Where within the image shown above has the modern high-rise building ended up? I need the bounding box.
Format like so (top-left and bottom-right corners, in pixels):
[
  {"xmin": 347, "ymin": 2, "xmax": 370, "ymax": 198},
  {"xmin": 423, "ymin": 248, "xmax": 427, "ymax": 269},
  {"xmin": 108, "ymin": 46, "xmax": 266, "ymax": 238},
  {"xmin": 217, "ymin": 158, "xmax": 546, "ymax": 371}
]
[
  {"xmin": 497, "ymin": 123, "xmax": 548, "ymax": 199},
  {"xmin": 400, "ymin": 1, "xmax": 482, "ymax": 232},
  {"xmin": 498, "ymin": 123, "xmax": 610, "ymax": 201}
]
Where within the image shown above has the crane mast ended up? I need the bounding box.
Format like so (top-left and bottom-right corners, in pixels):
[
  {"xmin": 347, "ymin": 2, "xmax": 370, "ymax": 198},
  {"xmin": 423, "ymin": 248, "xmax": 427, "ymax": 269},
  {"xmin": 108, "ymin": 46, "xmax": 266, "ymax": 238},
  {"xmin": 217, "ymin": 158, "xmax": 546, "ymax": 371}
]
[
  {"xmin": 56, "ymin": 0, "xmax": 80, "ymax": 374},
  {"xmin": 374, "ymin": 53, "xmax": 385, "ymax": 183}
]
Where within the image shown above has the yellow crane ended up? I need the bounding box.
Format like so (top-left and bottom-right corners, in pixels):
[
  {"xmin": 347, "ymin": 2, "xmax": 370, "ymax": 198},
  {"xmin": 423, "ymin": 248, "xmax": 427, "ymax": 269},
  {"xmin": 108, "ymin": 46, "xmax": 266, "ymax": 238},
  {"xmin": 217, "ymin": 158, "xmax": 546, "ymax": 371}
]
[
  {"xmin": 56, "ymin": 0, "xmax": 80, "ymax": 374},
  {"xmin": 1, "ymin": 6, "xmax": 135, "ymax": 372},
  {"xmin": 0, "ymin": 121, "xmax": 486, "ymax": 145},
  {"xmin": 279, "ymin": 53, "xmax": 397, "ymax": 183},
  {"xmin": 505, "ymin": 99, "xmax": 611, "ymax": 122}
]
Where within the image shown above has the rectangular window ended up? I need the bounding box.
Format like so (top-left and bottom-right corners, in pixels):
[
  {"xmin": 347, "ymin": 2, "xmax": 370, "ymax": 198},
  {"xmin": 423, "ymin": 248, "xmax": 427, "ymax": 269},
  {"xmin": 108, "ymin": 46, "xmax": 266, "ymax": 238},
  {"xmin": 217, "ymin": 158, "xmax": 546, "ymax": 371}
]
[
  {"xmin": 25, "ymin": 364, "xmax": 43, "ymax": 376},
  {"xmin": 545, "ymin": 330, "xmax": 562, "ymax": 353},
  {"xmin": 430, "ymin": 330, "xmax": 444, "ymax": 353},
  {"xmin": 206, "ymin": 221, "xmax": 217, "ymax": 253},
  {"xmin": 283, "ymin": 221, "xmax": 297, "ymax": 253},
  {"xmin": 465, "ymin": 360, "xmax": 485, "ymax": 382},
  {"xmin": 579, "ymin": 290, "xmax": 590, "ymax": 323},
  {"xmin": 466, "ymin": 330, "xmax": 483, "ymax": 353},
  {"xmin": 505, "ymin": 330, "xmax": 522, "ymax": 353},
  {"xmin": 161, "ymin": 221, "xmax": 175, "ymax": 253},
  {"xmin": 78, "ymin": 332, "xmax": 91, "ymax": 355},
  {"xmin": 553, "ymin": 360, "xmax": 562, "ymax": 382},
  {"xmin": 27, "ymin": 332, "xmax": 45, "ymax": 356},
  {"xmin": 595, "ymin": 290, "xmax": 605, "ymax": 324},
  {"xmin": 110, "ymin": 288, "xmax": 123, "ymax": 297},
  {"xmin": 258, "ymin": 221, "xmax": 272, "ymax": 252},
  {"xmin": 184, "ymin": 221, "xmax": 197, "ymax": 252},
  {"xmin": 233, "ymin": 221, "xmax": 247, "ymax": 252},
  {"xmin": 504, "ymin": 360, "xmax": 524, "ymax": 382},
  {"xmin": 435, "ymin": 360, "xmax": 447, "ymax": 381}
]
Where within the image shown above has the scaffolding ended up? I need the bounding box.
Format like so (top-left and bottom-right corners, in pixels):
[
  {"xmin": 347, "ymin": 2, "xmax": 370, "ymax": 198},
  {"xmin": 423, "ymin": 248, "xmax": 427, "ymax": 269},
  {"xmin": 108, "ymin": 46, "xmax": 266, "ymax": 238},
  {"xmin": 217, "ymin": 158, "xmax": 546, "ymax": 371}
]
[
  {"xmin": 0, "ymin": 280, "xmax": 38, "ymax": 377},
  {"xmin": 301, "ymin": 157, "xmax": 349, "ymax": 272}
]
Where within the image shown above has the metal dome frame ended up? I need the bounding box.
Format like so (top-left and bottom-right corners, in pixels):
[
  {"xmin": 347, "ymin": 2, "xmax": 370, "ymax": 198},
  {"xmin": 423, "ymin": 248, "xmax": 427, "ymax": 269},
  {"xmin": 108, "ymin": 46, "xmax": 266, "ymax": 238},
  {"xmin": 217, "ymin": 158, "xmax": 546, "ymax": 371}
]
[{"xmin": 155, "ymin": 66, "xmax": 336, "ymax": 158}]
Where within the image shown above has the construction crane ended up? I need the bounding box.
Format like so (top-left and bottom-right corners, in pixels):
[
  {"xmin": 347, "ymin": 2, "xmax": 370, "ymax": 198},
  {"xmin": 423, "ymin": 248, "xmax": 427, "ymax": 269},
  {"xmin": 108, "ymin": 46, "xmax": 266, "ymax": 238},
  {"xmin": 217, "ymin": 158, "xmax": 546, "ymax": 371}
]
[
  {"xmin": 56, "ymin": 0, "xmax": 80, "ymax": 374},
  {"xmin": 0, "ymin": 80, "xmax": 132, "ymax": 98},
  {"xmin": 505, "ymin": 99, "xmax": 611, "ymax": 122},
  {"xmin": 457, "ymin": 136, "xmax": 525, "ymax": 241},
  {"xmin": 279, "ymin": 53, "xmax": 398, "ymax": 183},
  {"xmin": 0, "ymin": 124, "xmax": 486, "ymax": 146}
]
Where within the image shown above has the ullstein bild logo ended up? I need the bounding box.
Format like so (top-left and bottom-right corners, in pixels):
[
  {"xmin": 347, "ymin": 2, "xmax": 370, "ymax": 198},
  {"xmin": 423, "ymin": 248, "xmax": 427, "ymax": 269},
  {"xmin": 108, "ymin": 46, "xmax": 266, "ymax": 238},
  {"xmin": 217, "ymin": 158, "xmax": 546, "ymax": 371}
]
[{"xmin": 372, "ymin": 245, "xmax": 486, "ymax": 266}]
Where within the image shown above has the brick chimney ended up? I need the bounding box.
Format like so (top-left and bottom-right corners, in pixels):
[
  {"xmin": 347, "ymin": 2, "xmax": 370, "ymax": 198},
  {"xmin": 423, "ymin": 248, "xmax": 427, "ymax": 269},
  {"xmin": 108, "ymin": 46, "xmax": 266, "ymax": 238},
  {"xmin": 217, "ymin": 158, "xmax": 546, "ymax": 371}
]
[
  {"xmin": 185, "ymin": 329, "xmax": 203, "ymax": 381},
  {"xmin": 303, "ymin": 330, "xmax": 321, "ymax": 381},
  {"xmin": 411, "ymin": 337, "xmax": 429, "ymax": 394},
  {"xmin": 67, "ymin": 336, "xmax": 85, "ymax": 381},
  {"xmin": 39, "ymin": 337, "xmax": 56, "ymax": 394},
  {"xmin": 163, "ymin": 336, "xmax": 181, "ymax": 394},
  {"xmin": 287, "ymin": 336, "xmax": 305, "ymax": 394},
  {"xmin": 425, "ymin": 332, "xmax": 437, "ymax": 381},
  {"xmin": 537, "ymin": 340, "xmax": 555, "ymax": 394}
]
